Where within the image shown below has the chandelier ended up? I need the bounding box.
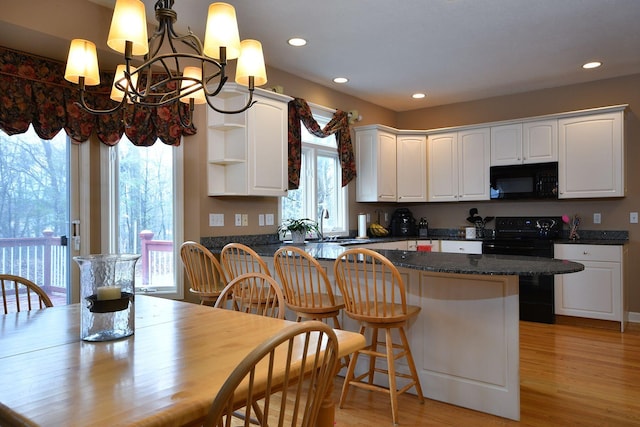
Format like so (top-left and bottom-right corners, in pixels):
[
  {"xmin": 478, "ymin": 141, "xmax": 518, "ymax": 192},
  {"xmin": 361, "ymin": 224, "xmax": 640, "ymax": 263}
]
[{"xmin": 63, "ymin": 0, "xmax": 268, "ymax": 126}]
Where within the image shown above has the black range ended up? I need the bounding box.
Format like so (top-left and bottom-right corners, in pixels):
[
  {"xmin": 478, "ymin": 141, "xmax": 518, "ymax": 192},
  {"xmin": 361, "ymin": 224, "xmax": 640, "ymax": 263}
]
[{"xmin": 482, "ymin": 216, "xmax": 562, "ymax": 324}]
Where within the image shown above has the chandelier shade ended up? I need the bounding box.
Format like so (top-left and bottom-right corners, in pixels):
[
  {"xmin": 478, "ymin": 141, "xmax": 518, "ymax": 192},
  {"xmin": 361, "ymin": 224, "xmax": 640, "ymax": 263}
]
[
  {"xmin": 64, "ymin": 39, "xmax": 101, "ymax": 86},
  {"xmin": 203, "ymin": 2, "xmax": 241, "ymax": 60},
  {"xmin": 107, "ymin": 0, "xmax": 149, "ymax": 56},
  {"xmin": 236, "ymin": 39, "xmax": 268, "ymax": 87},
  {"xmin": 64, "ymin": 0, "xmax": 268, "ymax": 126}
]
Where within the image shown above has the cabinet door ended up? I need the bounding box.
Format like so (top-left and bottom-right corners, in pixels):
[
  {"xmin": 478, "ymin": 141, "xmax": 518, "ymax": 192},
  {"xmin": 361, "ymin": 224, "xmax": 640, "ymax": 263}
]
[
  {"xmin": 491, "ymin": 124, "xmax": 522, "ymax": 166},
  {"xmin": 355, "ymin": 129, "xmax": 397, "ymax": 202},
  {"xmin": 558, "ymin": 111, "xmax": 623, "ymax": 198},
  {"xmin": 458, "ymin": 128, "xmax": 490, "ymax": 201},
  {"xmin": 523, "ymin": 119, "xmax": 557, "ymax": 164},
  {"xmin": 247, "ymin": 96, "xmax": 288, "ymax": 196},
  {"xmin": 427, "ymin": 132, "xmax": 458, "ymax": 202},
  {"xmin": 555, "ymin": 260, "xmax": 621, "ymax": 322},
  {"xmin": 397, "ymin": 135, "xmax": 427, "ymax": 202}
]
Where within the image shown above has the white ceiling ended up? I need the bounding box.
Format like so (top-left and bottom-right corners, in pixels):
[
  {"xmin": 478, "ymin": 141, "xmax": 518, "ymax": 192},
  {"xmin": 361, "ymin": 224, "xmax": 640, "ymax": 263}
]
[{"xmin": 16, "ymin": 0, "xmax": 640, "ymax": 112}]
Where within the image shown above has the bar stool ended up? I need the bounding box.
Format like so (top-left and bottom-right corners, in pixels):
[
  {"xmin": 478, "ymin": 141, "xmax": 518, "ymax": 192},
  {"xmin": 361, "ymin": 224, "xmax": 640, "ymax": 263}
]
[
  {"xmin": 179, "ymin": 241, "xmax": 227, "ymax": 306},
  {"xmin": 273, "ymin": 245, "xmax": 350, "ymax": 368},
  {"xmin": 220, "ymin": 242, "xmax": 271, "ymax": 280},
  {"xmin": 334, "ymin": 247, "xmax": 424, "ymax": 426}
]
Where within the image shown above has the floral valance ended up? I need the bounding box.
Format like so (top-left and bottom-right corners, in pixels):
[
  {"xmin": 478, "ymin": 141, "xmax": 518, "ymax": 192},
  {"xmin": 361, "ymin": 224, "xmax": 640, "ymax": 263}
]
[
  {"xmin": 287, "ymin": 98, "xmax": 356, "ymax": 189},
  {"xmin": 0, "ymin": 46, "xmax": 196, "ymax": 145}
]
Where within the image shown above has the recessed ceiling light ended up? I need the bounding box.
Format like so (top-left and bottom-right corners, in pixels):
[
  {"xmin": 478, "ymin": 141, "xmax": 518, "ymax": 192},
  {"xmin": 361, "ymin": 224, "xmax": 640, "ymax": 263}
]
[
  {"xmin": 412, "ymin": 93, "xmax": 426, "ymax": 99},
  {"xmin": 582, "ymin": 61, "xmax": 602, "ymax": 69},
  {"xmin": 288, "ymin": 38, "xmax": 307, "ymax": 47},
  {"xmin": 333, "ymin": 77, "xmax": 348, "ymax": 84}
]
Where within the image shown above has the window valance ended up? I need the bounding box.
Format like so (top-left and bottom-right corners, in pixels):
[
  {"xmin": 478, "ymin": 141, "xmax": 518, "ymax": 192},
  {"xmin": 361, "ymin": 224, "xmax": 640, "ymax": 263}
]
[
  {"xmin": 0, "ymin": 46, "xmax": 196, "ymax": 145},
  {"xmin": 287, "ymin": 98, "xmax": 356, "ymax": 189}
]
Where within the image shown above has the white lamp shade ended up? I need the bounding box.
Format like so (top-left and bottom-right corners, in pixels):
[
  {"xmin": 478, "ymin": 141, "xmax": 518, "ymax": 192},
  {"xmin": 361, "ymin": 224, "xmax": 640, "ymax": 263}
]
[
  {"xmin": 64, "ymin": 39, "xmax": 101, "ymax": 86},
  {"xmin": 110, "ymin": 64, "xmax": 138, "ymax": 102},
  {"xmin": 202, "ymin": 2, "xmax": 241, "ymax": 60},
  {"xmin": 235, "ymin": 39, "xmax": 267, "ymax": 87},
  {"xmin": 107, "ymin": 0, "xmax": 149, "ymax": 56},
  {"xmin": 179, "ymin": 66, "xmax": 207, "ymax": 104}
]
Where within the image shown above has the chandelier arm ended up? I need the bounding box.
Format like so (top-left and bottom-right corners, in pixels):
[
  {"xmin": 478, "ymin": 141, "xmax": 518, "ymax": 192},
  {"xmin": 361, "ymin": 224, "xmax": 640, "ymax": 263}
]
[
  {"xmin": 206, "ymin": 88, "xmax": 257, "ymax": 115},
  {"xmin": 75, "ymin": 76, "xmax": 128, "ymax": 115}
]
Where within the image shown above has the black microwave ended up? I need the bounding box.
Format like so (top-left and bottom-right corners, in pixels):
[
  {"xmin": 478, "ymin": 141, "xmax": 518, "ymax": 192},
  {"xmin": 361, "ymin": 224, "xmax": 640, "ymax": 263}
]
[{"xmin": 490, "ymin": 162, "xmax": 558, "ymax": 200}]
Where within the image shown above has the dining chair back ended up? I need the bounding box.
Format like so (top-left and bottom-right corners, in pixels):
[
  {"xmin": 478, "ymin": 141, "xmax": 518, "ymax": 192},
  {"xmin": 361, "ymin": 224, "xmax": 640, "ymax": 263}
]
[
  {"xmin": 333, "ymin": 247, "xmax": 424, "ymax": 425},
  {"xmin": 214, "ymin": 272, "xmax": 285, "ymax": 319},
  {"xmin": 220, "ymin": 243, "xmax": 271, "ymax": 280},
  {"xmin": 0, "ymin": 274, "xmax": 53, "ymax": 314},
  {"xmin": 180, "ymin": 241, "xmax": 228, "ymax": 305},
  {"xmin": 203, "ymin": 321, "xmax": 339, "ymax": 427}
]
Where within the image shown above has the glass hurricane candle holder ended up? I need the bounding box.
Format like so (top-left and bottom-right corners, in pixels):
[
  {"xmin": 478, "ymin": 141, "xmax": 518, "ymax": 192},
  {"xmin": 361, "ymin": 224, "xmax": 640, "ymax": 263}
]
[{"xmin": 74, "ymin": 254, "xmax": 140, "ymax": 342}]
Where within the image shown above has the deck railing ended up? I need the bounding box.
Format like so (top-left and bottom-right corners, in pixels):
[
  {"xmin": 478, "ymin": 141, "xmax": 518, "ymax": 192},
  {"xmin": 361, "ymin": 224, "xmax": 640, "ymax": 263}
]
[{"xmin": 0, "ymin": 229, "xmax": 174, "ymax": 299}]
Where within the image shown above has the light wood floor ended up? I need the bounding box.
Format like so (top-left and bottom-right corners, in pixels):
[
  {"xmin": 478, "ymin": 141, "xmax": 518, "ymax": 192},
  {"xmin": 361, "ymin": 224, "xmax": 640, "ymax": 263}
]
[{"xmin": 332, "ymin": 321, "xmax": 640, "ymax": 426}]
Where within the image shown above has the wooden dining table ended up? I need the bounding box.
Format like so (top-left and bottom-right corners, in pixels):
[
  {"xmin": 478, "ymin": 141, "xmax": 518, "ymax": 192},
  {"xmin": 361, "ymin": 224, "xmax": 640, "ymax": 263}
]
[{"xmin": 0, "ymin": 295, "xmax": 365, "ymax": 426}]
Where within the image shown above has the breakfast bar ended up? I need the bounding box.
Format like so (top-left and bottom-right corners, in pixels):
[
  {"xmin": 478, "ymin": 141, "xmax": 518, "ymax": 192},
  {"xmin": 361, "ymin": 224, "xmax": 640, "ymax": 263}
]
[{"xmin": 240, "ymin": 242, "xmax": 584, "ymax": 421}]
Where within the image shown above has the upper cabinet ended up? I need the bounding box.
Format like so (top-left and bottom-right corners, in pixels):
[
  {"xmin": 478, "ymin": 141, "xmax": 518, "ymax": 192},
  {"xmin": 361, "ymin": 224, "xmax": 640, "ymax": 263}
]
[
  {"xmin": 396, "ymin": 134, "xmax": 428, "ymax": 202},
  {"xmin": 558, "ymin": 109, "xmax": 624, "ymax": 199},
  {"xmin": 491, "ymin": 120, "xmax": 557, "ymax": 166},
  {"xmin": 207, "ymin": 86, "xmax": 291, "ymax": 196},
  {"xmin": 355, "ymin": 126, "xmax": 427, "ymax": 202},
  {"xmin": 427, "ymin": 127, "xmax": 490, "ymax": 202}
]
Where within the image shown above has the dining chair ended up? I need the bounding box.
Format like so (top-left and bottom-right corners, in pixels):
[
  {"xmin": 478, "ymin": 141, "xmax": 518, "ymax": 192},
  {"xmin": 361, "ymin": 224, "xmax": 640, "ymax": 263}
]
[
  {"xmin": 333, "ymin": 247, "xmax": 424, "ymax": 426},
  {"xmin": 0, "ymin": 274, "xmax": 53, "ymax": 314},
  {"xmin": 180, "ymin": 241, "xmax": 228, "ymax": 306},
  {"xmin": 214, "ymin": 272, "xmax": 285, "ymax": 319},
  {"xmin": 220, "ymin": 242, "xmax": 271, "ymax": 280},
  {"xmin": 273, "ymin": 245, "xmax": 350, "ymax": 368},
  {"xmin": 203, "ymin": 321, "xmax": 339, "ymax": 427}
]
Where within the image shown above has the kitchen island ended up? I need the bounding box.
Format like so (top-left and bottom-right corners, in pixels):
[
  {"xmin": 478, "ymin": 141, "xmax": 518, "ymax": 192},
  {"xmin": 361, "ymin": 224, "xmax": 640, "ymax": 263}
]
[{"xmin": 210, "ymin": 242, "xmax": 584, "ymax": 421}]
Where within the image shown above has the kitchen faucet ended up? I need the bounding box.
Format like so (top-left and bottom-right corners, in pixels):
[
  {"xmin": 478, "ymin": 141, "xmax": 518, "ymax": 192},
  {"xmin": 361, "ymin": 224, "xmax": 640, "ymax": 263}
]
[{"xmin": 319, "ymin": 208, "xmax": 329, "ymax": 241}]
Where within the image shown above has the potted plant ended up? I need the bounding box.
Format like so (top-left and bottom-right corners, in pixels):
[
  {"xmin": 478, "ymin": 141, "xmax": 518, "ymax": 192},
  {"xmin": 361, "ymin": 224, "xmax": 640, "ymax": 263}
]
[{"xmin": 277, "ymin": 218, "xmax": 319, "ymax": 244}]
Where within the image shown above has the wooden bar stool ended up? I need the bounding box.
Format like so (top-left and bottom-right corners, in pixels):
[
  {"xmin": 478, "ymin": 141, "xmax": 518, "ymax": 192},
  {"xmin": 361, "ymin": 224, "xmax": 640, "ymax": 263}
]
[
  {"xmin": 179, "ymin": 241, "xmax": 228, "ymax": 306},
  {"xmin": 334, "ymin": 248, "xmax": 424, "ymax": 426},
  {"xmin": 274, "ymin": 245, "xmax": 350, "ymax": 368},
  {"xmin": 220, "ymin": 242, "xmax": 271, "ymax": 280}
]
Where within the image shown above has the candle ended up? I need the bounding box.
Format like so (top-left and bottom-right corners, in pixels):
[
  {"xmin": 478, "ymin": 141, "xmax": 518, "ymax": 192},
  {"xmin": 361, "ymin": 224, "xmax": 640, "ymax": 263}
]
[{"xmin": 96, "ymin": 286, "xmax": 121, "ymax": 301}]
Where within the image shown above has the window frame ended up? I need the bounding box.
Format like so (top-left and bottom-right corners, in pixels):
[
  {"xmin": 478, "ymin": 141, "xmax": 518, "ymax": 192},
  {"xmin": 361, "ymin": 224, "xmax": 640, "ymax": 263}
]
[
  {"xmin": 100, "ymin": 139, "xmax": 184, "ymax": 300},
  {"xmin": 279, "ymin": 105, "xmax": 349, "ymax": 239}
]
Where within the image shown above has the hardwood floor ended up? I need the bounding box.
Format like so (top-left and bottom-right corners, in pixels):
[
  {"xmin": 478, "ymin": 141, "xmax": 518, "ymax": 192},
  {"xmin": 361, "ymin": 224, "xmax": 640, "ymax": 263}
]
[{"xmin": 332, "ymin": 321, "xmax": 640, "ymax": 426}]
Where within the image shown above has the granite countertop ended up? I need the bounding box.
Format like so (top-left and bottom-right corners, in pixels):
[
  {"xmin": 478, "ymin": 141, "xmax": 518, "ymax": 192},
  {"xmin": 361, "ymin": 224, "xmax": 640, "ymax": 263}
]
[{"xmin": 209, "ymin": 241, "xmax": 584, "ymax": 277}]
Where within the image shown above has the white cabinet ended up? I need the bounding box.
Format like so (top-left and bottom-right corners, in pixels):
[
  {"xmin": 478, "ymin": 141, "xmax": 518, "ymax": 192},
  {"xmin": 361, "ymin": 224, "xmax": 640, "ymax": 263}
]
[
  {"xmin": 355, "ymin": 127, "xmax": 427, "ymax": 202},
  {"xmin": 207, "ymin": 86, "xmax": 291, "ymax": 196},
  {"xmin": 554, "ymin": 244, "xmax": 627, "ymax": 331},
  {"xmin": 558, "ymin": 110, "xmax": 624, "ymax": 199},
  {"xmin": 491, "ymin": 120, "xmax": 557, "ymax": 166},
  {"xmin": 396, "ymin": 134, "xmax": 427, "ymax": 202},
  {"xmin": 355, "ymin": 126, "xmax": 397, "ymax": 202},
  {"xmin": 440, "ymin": 240, "xmax": 482, "ymax": 254},
  {"xmin": 427, "ymin": 128, "xmax": 490, "ymax": 202}
]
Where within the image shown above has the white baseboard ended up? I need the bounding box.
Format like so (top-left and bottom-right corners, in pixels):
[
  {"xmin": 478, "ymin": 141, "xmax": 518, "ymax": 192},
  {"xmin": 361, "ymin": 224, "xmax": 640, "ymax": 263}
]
[{"xmin": 629, "ymin": 312, "xmax": 640, "ymax": 323}]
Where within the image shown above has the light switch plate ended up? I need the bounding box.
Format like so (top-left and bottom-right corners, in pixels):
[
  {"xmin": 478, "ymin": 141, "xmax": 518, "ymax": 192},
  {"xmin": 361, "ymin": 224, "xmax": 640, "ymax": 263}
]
[
  {"xmin": 259, "ymin": 214, "xmax": 265, "ymax": 226},
  {"xmin": 593, "ymin": 213, "xmax": 601, "ymax": 224},
  {"xmin": 209, "ymin": 213, "xmax": 224, "ymax": 227},
  {"xmin": 631, "ymin": 212, "xmax": 638, "ymax": 224},
  {"xmin": 265, "ymin": 214, "xmax": 274, "ymax": 226},
  {"xmin": 235, "ymin": 214, "xmax": 242, "ymax": 226}
]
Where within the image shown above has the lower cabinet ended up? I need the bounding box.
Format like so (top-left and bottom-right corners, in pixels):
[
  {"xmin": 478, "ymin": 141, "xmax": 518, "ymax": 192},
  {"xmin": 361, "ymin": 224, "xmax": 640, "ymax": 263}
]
[{"xmin": 554, "ymin": 244, "xmax": 627, "ymax": 331}]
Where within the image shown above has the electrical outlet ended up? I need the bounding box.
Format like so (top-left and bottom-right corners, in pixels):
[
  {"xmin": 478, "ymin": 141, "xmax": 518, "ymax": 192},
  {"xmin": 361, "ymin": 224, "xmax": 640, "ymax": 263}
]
[
  {"xmin": 265, "ymin": 213, "xmax": 274, "ymax": 226},
  {"xmin": 259, "ymin": 214, "xmax": 265, "ymax": 226},
  {"xmin": 631, "ymin": 212, "xmax": 638, "ymax": 224},
  {"xmin": 593, "ymin": 213, "xmax": 601, "ymax": 224},
  {"xmin": 235, "ymin": 214, "xmax": 242, "ymax": 226},
  {"xmin": 241, "ymin": 214, "xmax": 248, "ymax": 226}
]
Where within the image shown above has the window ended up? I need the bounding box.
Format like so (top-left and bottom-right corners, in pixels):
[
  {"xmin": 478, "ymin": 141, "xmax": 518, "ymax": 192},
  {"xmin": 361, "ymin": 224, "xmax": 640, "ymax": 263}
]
[
  {"xmin": 281, "ymin": 110, "xmax": 348, "ymax": 238},
  {"xmin": 102, "ymin": 138, "xmax": 184, "ymax": 299}
]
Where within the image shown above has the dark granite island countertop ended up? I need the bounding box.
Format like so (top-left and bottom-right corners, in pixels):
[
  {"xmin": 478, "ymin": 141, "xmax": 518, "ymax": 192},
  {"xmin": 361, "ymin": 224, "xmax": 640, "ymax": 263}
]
[{"xmin": 216, "ymin": 242, "xmax": 584, "ymax": 276}]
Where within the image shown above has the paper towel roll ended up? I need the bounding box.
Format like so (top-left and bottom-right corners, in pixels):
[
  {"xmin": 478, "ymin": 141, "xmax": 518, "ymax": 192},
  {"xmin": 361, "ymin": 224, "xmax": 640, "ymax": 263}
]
[{"xmin": 358, "ymin": 214, "xmax": 367, "ymax": 238}]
